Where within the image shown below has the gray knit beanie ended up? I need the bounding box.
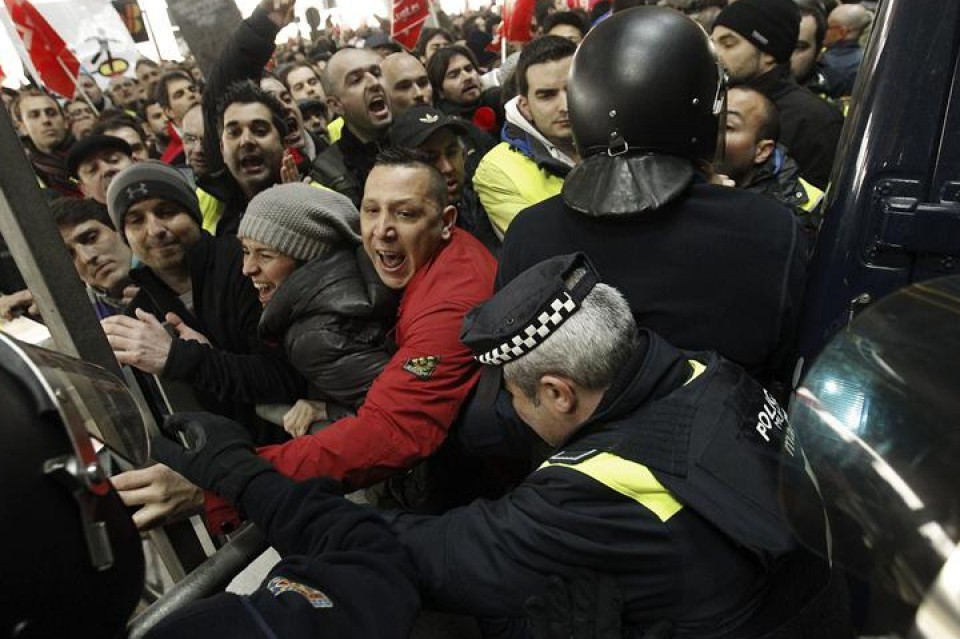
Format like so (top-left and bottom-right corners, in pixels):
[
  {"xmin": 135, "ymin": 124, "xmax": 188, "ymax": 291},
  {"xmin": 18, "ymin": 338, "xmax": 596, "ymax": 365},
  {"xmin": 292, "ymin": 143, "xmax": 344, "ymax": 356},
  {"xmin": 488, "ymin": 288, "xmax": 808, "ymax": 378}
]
[
  {"xmin": 238, "ymin": 183, "xmax": 361, "ymax": 261},
  {"xmin": 106, "ymin": 161, "xmax": 202, "ymax": 236}
]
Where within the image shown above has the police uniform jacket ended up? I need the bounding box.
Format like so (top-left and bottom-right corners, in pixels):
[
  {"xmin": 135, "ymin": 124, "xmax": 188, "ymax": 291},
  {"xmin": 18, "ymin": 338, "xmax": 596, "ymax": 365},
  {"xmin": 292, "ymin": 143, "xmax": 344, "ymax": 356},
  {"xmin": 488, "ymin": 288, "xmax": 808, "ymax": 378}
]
[
  {"xmin": 499, "ymin": 179, "xmax": 806, "ymax": 386},
  {"xmin": 392, "ymin": 330, "xmax": 819, "ymax": 637},
  {"xmin": 145, "ymin": 474, "xmax": 420, "ymax": 639}
]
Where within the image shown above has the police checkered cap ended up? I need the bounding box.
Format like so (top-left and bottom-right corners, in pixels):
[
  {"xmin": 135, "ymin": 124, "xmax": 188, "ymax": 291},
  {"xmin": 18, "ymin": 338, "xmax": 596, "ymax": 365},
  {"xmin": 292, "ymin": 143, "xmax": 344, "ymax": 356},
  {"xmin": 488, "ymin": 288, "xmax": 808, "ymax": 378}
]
[
  {"xmin": 477, "ymin": 293, "xmax": 578, "ymax": 365},
  {"xmin": 461, "ymin": 253, "xmax": 599, "ymax": 367}
]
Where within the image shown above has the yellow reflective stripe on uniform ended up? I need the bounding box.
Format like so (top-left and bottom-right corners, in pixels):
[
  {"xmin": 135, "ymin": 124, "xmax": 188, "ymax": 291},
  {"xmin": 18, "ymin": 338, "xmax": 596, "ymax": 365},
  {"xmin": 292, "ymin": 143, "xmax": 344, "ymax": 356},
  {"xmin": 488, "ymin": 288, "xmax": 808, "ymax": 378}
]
[
  {"xmin": 541, "ymin": 452, "xmax": 683, "ymax": 522},
  {"xmin": 798, "ymin": 178, "xmax": 824, "ymax": 212},
  {"xmin": 327, "ymin": 117, "xmax": 344, "ymax": 144},
  {"xmin": 685, "ymin": 359, "xmax": 706, "ymax": 385},
  {"xmin": 196, "ymin": 187, "xmax": 225, "ymax": 234}
]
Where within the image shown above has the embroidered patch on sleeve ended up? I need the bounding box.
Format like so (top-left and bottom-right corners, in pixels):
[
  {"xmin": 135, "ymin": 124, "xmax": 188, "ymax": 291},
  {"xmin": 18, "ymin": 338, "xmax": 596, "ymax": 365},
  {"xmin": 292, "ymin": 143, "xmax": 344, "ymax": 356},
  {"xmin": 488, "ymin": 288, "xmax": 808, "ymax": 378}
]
[
  {"xmin": 403, "ymin": 355, "xmax": 440, "ymax": 380},
  {"xmin": 549, "ymin": 449, "xmax": 599, "ymax": 464},
  {"xmin": 266, "ymin": 576, "xmax": 334, "ymax": 608}
]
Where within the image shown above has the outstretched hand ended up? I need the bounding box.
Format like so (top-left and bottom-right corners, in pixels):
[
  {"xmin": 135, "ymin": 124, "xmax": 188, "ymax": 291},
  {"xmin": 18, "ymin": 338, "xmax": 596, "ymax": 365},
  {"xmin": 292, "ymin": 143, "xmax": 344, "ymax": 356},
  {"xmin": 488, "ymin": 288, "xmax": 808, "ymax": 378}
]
[
  {"xmin": 283, "ymin": 399, "xmax": 328, "ymax": 437},
  {"xmin": 101, "ymin": 308, "xmax": 173, "ymax": 374},
  {"xmin": 151, "ymin": 412, "xmax": 274, "ymax": 505},
  {"xmin": 262, "ymin": 0, "xmax": 296, "ymax": 28},
  {"xmin": 111, "ymin": 463, "xmax": 204, "ymax": 530},
  {"xmin": 165, "ymin": 312, "xmax": 210, "ymax": 345},
  {"xmin": 280, "ymin": 149, "xmax": 301, "ymax": 184},
  {"xmin": 0, "ymin": 289, "xmax": 38, "ymax": 321}
]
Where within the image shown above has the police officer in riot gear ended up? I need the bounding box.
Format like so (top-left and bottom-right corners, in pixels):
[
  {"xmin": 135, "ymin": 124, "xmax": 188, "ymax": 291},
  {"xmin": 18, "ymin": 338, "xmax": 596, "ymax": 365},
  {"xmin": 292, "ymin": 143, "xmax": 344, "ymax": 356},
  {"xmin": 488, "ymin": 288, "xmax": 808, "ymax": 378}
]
[
  {"xmin": 0, "ymin": 331, "xmax": 420, "ymax": 639},
  {"xmin": 0, "ymin": 334, "xmax": 144, "ymax": 639},
  {"xmin": 498, "ymin": 6, "xmax": 807, "ymax": 390}
]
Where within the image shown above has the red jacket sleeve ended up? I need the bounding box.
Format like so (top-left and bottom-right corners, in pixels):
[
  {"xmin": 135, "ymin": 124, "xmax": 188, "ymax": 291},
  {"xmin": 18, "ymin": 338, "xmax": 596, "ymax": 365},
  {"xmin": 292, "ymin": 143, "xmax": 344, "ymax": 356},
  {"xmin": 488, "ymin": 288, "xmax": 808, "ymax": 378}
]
[{"xmin": 257, "ymin": 297, "xmax": 482, "ymax": 488}]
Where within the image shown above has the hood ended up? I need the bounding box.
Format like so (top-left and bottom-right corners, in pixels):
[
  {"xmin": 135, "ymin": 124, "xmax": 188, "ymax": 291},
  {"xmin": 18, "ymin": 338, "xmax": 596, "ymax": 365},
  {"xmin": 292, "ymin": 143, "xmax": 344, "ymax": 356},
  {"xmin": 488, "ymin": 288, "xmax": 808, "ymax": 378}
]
[{"xmin": 502, "ymin": 96, "xmax": 577, "ymax": 171}]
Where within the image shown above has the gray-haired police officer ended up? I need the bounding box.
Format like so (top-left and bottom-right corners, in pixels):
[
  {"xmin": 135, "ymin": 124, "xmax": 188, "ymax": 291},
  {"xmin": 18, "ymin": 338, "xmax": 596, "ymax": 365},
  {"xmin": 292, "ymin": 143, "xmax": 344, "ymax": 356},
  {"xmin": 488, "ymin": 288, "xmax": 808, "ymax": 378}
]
[{"xmin": 389, "ymin": 253, "xmax": 852, "ymax": 638}]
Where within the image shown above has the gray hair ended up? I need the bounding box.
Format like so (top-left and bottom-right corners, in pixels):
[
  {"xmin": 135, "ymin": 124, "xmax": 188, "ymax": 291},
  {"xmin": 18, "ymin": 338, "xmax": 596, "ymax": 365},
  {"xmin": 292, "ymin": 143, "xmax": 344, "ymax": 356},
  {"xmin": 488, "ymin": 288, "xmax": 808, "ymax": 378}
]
[{"xmin": 503, "ymin": 283, "xmax": 638, "ymax": 398}]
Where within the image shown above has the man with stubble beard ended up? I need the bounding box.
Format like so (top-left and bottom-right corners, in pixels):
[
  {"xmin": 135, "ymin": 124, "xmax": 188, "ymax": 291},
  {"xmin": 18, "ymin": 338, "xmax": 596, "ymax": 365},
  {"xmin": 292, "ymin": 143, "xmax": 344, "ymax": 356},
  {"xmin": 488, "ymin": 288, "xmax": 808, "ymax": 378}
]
[
  {"xmin": 309, "ymin": 47, "xmax": 393, "ymax": 208},
  {"xmin": 199, "ymin": 0, "xmax": 317, "ymax": 209},
  {"xmin": 381, "ymin": 52, "xmax": 433, "ymax": 114},
  {"xmin": 427, "ymin": 44, "xmax": 503, "ymax": 138},
  {"xmin": 214, "ymin": 81, "xmax": 289, "ymax": 235}
]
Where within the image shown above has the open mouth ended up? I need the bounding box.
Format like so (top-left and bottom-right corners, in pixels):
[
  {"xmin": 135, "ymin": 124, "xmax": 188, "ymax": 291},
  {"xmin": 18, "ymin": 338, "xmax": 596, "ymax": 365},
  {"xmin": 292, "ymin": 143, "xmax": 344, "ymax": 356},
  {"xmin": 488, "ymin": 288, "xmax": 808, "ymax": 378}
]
[
  {"xmin": 283, "ymin": 116, "xmax": 302, "ymax": 145},
  {"xmin": 462, "ymin": 85, "xmax": 480, "ymax": 99},
  {"xmin": 239, "ymin": 154, "xmax": 266, "ymax": 174},
  {"xmin": 376, "ymin": 251, "xmax": 406, "ymax": 273},
  {"xmin": 252, "ymin": 281, "xmax": 276, "ymax": 305},
  {"xmin": 368, "ymin": 95, "xmax": 390, "ymax": 119}
]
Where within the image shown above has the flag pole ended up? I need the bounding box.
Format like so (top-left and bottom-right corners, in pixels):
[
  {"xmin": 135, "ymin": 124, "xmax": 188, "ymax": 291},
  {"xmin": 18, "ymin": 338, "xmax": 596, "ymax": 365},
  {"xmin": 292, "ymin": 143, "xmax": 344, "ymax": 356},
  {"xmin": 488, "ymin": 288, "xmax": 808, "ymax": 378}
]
[
  {"xmin": 56, "ymin": 52, "xmax": 99, "ymax": 114},
  {"xmin": 501, "ymin": 29, "xmax": 506, "ymax": 64},
  {"xmin": 1, "ymin": 16, "xmax": 44, "ymax": 90},
  {"xmin": 53, "ymin": 53, "xmax": 81, "ymax": 101},
  {"xmin": 141, "ymin": 9, "xmax": 164, "ymax": 61},
  {"xmin": 74, "ymin": 78, "xmax": 100, "ymax": 115},
  {"xmin": 501, "ymin": 0, "xmax": 507, "ymax": 65}
]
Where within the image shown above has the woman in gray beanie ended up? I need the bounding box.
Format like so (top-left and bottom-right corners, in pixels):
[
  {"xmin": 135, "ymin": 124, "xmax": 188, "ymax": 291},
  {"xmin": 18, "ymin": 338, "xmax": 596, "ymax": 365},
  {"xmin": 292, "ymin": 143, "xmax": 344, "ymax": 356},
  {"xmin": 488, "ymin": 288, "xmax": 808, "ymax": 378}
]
[{"xmin": 238, "ymin": 183, "xmax": 397, "ymax": 437}]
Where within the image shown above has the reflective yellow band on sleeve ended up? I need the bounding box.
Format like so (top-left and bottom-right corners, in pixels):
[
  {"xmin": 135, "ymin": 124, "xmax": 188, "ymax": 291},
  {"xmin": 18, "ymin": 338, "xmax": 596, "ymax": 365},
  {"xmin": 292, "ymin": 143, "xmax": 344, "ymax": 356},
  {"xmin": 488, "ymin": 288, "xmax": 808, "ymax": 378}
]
[
  {"xmin": 541, "ymin": 452, "xmax": 683, "ymax": 522},
  {"xmin": 327, "ymin": 117, "xmax": 344, "ymax": 143},
  {"xmin": 799, "ymin": 178, "xmax": 825, "ymax": 212},
  {"xmin": 197, "ymin": 187, "xmax": 225, "ymax": 234},
  {"xmin": 685, "ymin": 359, "xmax": 706, "ymax": 385}
]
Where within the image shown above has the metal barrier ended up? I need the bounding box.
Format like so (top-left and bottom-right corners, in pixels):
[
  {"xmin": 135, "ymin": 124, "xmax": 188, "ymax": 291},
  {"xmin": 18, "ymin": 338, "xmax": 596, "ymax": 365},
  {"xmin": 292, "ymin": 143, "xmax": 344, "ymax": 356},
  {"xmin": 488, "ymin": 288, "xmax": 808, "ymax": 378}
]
[{"xmin": 127, "ymin": 524, "xmax": 268, "ymax": 638}]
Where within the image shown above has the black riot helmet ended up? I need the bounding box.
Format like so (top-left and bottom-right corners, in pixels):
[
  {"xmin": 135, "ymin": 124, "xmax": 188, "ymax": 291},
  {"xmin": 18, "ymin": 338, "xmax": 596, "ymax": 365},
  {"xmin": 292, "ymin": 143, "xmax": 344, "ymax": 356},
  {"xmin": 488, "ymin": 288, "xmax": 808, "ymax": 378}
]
[
  {"xmin": 563, "ymin": 7, "xmax": 725, "ymax": 216},
  {"xmin": 0, "ymin": 335, "xmax": 145, "ymax": 638}
]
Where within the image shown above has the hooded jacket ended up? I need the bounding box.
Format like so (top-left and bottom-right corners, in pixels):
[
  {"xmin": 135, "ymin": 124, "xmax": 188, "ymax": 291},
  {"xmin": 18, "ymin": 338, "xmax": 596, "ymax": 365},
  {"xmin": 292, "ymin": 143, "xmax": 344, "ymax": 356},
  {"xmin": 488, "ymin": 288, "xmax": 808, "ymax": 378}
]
[{"xmin": 473, "ymin": 96, "xmax": 576, "ymax": 238}]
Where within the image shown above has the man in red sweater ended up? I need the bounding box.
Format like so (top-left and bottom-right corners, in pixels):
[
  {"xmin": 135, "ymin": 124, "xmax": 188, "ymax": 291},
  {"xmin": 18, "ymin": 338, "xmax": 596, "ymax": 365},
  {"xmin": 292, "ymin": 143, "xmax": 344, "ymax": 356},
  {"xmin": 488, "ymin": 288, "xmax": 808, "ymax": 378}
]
[{"xmin": 113, "ymin": 148, "xmax": 497, "ymax": 531}]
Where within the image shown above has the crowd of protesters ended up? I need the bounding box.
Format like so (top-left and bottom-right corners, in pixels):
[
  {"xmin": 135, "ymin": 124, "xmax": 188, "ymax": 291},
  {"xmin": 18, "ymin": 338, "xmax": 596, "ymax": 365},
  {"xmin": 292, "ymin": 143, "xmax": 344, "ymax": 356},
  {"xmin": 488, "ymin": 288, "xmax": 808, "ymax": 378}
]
[{"xmin": 0, "ymin": 0, "xmax": 875, "ymax": 636}]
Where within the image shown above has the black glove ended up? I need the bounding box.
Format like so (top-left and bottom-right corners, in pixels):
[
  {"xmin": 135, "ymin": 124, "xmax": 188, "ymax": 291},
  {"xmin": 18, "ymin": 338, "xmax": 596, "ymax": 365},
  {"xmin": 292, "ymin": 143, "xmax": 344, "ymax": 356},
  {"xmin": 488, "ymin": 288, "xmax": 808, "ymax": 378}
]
[
  {"xmin": 525, "ymin": 572, "xmax": 624, "ymax": 639},
  {"xmin": 151, "ymin": 412, "xmax": 274, "ymax": 505}
]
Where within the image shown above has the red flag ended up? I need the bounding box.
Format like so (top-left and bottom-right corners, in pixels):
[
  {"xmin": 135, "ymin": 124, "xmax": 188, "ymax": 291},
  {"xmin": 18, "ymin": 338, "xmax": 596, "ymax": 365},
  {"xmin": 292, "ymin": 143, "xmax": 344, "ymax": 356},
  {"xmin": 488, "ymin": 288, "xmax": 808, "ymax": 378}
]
[
  {"xmin": 502, "ymin": 0, "xmax": 537, "ymax": 43},
  {"xmin": 3, "ymin": 0, "xmax": 81, "ymax": 97},
  {"xmin": 0, "ymin": 62, "xmax": 6, "ymax": 85},
  {"xmin": 391, "ymin": 0, "xmax": 429, "ymax": 51}
]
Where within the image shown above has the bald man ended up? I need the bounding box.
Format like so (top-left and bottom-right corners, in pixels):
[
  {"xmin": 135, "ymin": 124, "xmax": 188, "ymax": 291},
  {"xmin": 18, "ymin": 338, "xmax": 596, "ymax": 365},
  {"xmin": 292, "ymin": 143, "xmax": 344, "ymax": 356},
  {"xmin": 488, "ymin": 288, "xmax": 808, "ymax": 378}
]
[
  {"xmin": 308, "ymin": 48, "xmax": 393, "ymax": 206},
  {"xmin": 821, "ymin": 3, "xmax": 872, "ymax": 97},
  {"xmin": 718, "ymin": 87, "xmax": 823, "ymax": 232},
  {"xmin": 382, "ymin": 52, "xmax": 433, "ymax": 114}
]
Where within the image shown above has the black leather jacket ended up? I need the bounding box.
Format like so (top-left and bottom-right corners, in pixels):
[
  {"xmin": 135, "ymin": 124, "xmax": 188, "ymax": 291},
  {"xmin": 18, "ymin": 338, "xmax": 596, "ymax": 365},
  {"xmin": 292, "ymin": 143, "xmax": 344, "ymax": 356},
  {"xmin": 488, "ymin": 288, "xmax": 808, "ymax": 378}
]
[{"xmin": 258, "ymin": 246, "xmax": 398, "ymax": 411}]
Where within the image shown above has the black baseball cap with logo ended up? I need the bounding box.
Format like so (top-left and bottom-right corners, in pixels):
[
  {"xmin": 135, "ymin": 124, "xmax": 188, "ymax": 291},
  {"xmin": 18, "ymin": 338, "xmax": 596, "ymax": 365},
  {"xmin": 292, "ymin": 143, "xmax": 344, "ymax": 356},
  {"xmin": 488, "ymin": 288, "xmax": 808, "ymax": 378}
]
[{"xmin": 388, "ymin": 105, "xmax": 471, "ymax": 149}]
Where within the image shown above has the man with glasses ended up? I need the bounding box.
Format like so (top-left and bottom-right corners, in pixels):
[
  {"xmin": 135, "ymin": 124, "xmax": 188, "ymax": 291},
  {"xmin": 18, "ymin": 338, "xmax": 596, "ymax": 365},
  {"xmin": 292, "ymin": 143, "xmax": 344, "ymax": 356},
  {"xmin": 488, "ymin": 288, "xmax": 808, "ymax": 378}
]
[{"xmin": 64, "ymin": 99, "xmax": 97, "ymax": 140}]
